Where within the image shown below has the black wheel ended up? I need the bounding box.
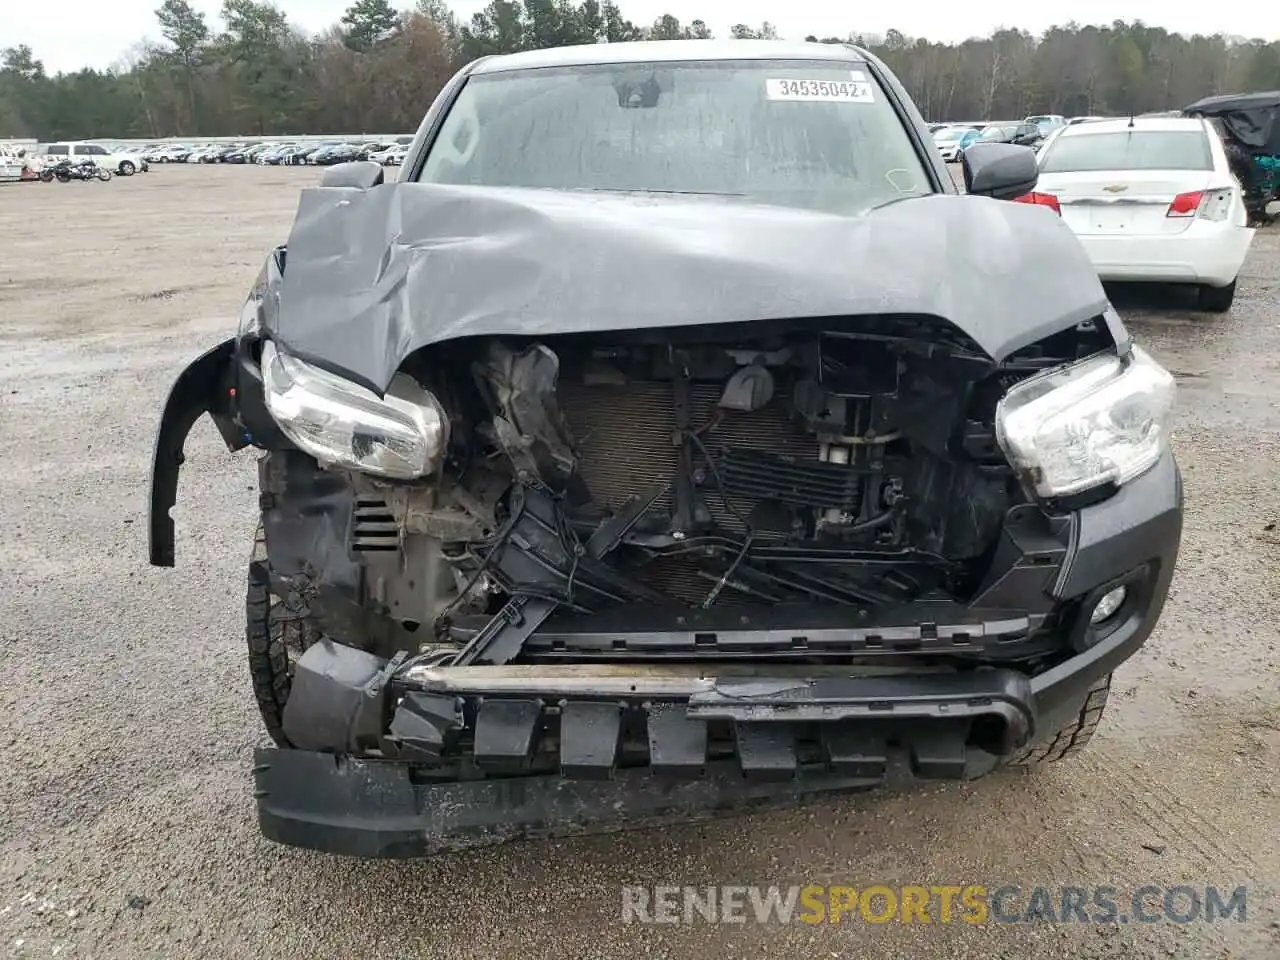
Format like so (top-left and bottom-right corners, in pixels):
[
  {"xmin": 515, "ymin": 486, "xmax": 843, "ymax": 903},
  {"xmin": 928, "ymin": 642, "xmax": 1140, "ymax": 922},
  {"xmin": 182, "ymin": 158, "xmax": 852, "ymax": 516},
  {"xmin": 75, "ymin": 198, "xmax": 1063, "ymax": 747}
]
[
  {"xmin": 119, "ymin": 160, "xmax": 135, "ymax": 176},
  {"xmin": 246, "ymin": 524, "xmax": 321, "ymax": 746},
  {"xmin": 1011, "ymin": 673, "xmax": 1110, "ymax": 766},
  {"xmin": 1197, "ymin": 279, "xmax": 1236, "ymax": 313},
  {"xmin": 38, "ymin": 171, "xmax": 53, "ymax": 182},
  {"xmin": 55, "ymin": 171, "xmax": 70, "ymax": 182}
]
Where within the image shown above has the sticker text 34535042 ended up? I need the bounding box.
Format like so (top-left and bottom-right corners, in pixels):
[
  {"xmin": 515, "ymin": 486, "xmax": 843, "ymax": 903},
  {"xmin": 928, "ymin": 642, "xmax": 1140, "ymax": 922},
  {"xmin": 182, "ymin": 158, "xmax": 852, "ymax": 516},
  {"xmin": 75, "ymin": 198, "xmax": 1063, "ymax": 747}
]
[{"xmin": 766, "ymin": 77, "xmax": 875, "ymax": 103}]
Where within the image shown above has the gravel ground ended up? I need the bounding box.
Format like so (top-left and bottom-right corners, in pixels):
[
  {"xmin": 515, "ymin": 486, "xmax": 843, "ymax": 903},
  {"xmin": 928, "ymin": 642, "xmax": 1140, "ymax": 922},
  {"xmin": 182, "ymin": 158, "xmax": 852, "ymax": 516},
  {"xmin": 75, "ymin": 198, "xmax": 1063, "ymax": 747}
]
[{"xmin": 1, "ymin": 165, "xmax": 1277, "ymax": 959}]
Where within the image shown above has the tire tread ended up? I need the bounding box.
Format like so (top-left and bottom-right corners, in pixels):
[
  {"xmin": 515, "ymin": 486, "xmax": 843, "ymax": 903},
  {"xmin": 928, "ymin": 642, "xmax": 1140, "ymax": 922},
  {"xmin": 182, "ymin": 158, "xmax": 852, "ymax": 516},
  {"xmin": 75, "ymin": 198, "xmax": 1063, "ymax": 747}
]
[
  {"xmin": 1011, "ymin": 673, "xmax": 1111, "ymax": 766},
  {"xmin": 245, "ymin": 524, "xmax": 319, "ymax": 747}
]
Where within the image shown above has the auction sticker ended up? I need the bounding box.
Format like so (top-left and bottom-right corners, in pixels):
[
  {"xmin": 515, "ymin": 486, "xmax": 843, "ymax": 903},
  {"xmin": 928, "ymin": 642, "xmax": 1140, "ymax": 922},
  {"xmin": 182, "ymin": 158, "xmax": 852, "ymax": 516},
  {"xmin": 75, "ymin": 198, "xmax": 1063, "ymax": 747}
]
[{"xmin": 766, "ymin": 76, "xmax": 874, "ymax": 103}]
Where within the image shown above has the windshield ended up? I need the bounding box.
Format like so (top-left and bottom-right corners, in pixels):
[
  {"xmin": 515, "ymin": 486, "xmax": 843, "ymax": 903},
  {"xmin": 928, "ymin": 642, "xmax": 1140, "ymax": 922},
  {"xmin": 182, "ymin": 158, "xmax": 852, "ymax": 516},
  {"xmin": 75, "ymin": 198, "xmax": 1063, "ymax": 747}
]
[
  {"xmin": 418, "ymin": 59, "xmax": 932, "ymax": 214},
  {"xmin": 934, "ymin": 127, "xmax": 967, "ymax": 141},
  {"xmin": 1039, "ymin": 130, "xmax": 1213, "ymax": 172},
  {"xmin": 980, "ymin": 126, "xmax": 1015, "ymax": 141}
]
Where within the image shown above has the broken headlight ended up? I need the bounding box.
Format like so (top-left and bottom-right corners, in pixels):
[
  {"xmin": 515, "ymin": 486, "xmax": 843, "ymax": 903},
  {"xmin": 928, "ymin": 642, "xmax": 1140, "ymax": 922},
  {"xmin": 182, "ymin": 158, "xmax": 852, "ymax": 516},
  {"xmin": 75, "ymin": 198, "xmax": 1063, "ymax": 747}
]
[
  {"xmin": 260, "ymin": 341, "xmax": 449, "ymax": 479},
  {"xmin": 995, "ymin": 345, "xmax": 1175, "ymax": 498}
]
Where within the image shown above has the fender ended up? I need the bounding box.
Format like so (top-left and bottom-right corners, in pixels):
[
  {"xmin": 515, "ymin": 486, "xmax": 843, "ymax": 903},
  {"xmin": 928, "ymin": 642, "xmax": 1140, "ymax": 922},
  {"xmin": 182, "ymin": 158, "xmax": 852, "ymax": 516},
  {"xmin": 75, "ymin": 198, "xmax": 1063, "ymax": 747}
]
[{"xmin": 148, "ymin": 338, "xmax": 245, "ymax": 566}]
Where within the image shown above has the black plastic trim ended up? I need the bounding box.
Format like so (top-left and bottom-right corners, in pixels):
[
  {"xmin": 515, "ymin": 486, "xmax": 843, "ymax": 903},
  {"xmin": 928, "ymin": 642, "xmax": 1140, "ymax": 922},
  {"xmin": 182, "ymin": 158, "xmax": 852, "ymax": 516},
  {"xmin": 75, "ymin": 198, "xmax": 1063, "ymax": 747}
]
[
  {"xmin": 148, "ymin": 338, "xmax": 240, "ymax": 567},
  {"xmin": 687, "ymin": 671, "xmax": 1034, "ymax": 750},
  {"xmin": 254, "ymin": 748, "xmax": 884, "ymax": 859},
  {"xmin": 1053, "ymin": 451, "xmax": 1182, "ymax": 599}
]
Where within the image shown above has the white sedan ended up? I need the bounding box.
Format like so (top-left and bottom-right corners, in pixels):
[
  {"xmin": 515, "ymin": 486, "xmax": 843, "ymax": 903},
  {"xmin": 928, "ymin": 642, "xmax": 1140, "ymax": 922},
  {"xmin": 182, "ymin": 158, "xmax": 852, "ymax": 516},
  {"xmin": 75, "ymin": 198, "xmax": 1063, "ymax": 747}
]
[
  {"xmin": 932, "ymin": 125, "xmax": 979, "ymax": 162},
  {"xmin": 369, "ymin": 143, "xmax": 408, "ymax": 166},
  {"xmin": 1031, "ymin": 117, "xmax": 1253, "ymax": 311}
]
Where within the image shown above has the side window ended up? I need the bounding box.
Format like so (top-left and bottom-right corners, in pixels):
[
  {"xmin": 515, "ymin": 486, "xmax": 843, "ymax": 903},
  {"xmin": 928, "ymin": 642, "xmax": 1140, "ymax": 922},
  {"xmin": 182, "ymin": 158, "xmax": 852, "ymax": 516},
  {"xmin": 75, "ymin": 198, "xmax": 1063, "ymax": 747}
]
[
  {"xmin": 89, "ymin": 145, "xmax": 108, "ymax": 156},
  {"xmin": 47, "ymin": 144, "xmax": 68, "ymax": 156}
]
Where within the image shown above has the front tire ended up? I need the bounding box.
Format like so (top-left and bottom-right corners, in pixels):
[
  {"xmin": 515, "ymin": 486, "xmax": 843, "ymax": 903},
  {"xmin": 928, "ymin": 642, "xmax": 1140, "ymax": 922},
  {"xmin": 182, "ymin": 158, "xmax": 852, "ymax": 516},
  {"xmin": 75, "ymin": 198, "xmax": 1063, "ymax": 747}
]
[
  {"xmin": 1011, "ymin": 673, "xmax": 1111, "ymax": 766},
  {"xmin": 246, "ymin": 524, "xmax": 320, "ymax": 746},
  {"xmin": 118, "ymin": 160, "xmax": 135, "ymax": 176},
  {"xmin": 1197, "ymin": 278, "xmax": 1236, "ymax": 313}
]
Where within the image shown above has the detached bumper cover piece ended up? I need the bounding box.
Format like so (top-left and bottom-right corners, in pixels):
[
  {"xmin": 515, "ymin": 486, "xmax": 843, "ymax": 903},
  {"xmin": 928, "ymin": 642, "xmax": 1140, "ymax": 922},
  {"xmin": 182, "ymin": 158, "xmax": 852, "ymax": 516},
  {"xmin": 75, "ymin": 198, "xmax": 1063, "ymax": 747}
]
[{"xmin": 148, "ymin": 338, "xmax": 244, "ymax": 566}]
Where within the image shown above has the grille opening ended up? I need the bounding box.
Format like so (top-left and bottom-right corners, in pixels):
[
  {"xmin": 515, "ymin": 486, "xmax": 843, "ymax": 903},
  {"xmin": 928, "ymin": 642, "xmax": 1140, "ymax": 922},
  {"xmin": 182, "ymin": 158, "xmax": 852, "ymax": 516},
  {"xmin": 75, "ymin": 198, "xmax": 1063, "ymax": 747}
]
[{"xmin": 352, "ymin": 496, "xmax": 399, "ymax": 552}]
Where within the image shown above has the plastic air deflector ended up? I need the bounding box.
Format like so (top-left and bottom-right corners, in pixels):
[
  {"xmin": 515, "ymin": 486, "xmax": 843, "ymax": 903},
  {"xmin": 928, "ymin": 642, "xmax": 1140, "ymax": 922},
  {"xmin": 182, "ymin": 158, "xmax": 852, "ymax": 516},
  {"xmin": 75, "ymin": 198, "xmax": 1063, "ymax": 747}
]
[
  {"xmin": 646, "ymin": 702, "xmax": 707, "ymax": 777},
  {"xmin": 473, "ymin": 699, "xmax": 544, "ymax": 772},
  {"xmin": 559, "ymin": 701, "xmax": 624, "ymax": 779}
]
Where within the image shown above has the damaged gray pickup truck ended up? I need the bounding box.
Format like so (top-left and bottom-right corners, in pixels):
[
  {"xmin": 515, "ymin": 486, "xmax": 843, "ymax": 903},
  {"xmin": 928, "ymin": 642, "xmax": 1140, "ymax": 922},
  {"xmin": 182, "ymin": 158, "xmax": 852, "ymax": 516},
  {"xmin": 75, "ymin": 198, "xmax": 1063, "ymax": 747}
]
[{"xmin": 149, "ymin": 40, "xmax": 1183, "ymax": 858}]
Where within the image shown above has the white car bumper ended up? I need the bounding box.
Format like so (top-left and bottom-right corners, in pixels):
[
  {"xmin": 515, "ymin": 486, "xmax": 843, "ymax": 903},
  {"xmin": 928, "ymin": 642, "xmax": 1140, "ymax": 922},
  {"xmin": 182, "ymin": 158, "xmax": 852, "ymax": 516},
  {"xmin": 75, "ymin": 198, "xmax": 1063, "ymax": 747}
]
[
  {"xmin": 937, "ymin": 145, "xmax": 961, "ymax": 162},
  {"xmin": 1077, "ymin": 224, "xmax": 1254, "ymax": 287}
]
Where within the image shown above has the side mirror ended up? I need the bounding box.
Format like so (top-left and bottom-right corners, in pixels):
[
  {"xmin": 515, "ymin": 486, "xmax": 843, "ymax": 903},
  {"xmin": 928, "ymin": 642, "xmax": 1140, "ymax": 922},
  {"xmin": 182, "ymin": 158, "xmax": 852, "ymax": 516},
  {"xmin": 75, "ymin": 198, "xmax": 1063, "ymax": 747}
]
[
  {"xmin": 962, "ymin": 142, "xmax": 1038, "ymax": 200},
  {"xmin": 319, "ymin": 160, "xmax": 385, "ymax": 189}
]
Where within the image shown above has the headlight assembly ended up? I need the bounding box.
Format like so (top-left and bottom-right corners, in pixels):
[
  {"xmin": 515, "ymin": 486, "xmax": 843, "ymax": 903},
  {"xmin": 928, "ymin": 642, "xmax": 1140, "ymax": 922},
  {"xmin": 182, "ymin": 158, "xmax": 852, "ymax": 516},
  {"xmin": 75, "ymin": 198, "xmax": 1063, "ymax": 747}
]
[
  {"xmin": 996, "ymin": 345, "xmax": 1175, "ymax": 499},
  {"xmin": 260, "ymin": 341, "xmax": 449, "ymax": 479}
]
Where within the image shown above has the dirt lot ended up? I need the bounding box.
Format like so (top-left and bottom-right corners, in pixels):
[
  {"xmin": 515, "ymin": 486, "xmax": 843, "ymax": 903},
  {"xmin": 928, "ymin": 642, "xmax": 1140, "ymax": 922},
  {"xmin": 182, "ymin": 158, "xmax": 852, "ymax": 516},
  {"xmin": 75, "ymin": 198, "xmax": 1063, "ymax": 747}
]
[{"xmin": 1, "ymin": 164, "xmax": 1278, "ymax": 959}]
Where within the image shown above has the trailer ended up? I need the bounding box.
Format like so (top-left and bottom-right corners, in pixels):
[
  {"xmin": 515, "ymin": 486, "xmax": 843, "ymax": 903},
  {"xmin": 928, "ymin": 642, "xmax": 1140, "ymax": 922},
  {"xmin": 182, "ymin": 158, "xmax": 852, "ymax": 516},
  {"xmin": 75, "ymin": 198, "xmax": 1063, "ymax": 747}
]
[{"xmin": 0, "ymin": 143, "xmax": 40, "ymax": 182}]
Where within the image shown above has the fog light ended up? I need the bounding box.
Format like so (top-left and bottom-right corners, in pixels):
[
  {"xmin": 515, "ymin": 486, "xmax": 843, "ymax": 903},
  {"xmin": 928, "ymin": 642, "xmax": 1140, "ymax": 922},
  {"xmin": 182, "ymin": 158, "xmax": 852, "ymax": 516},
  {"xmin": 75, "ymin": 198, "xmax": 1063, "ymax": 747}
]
[{"xmin": 1090, "ymin": 586, "xmax": 1128, "ymax": 624}]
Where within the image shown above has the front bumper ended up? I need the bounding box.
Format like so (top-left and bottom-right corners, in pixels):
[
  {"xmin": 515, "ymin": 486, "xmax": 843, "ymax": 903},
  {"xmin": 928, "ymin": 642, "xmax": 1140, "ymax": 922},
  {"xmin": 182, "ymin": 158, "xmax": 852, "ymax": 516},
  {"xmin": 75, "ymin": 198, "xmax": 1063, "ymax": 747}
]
[
  {"xmin": 258, "ymin": 619, "xmax": 1147, "ymax": 859},
  {"xmin": 256, "ymin": 575, "xmax": 1173, "ymax": 859},
  {"xmin": 251, "ymin": 454, "xmax": 1181, "ymax": 858}
]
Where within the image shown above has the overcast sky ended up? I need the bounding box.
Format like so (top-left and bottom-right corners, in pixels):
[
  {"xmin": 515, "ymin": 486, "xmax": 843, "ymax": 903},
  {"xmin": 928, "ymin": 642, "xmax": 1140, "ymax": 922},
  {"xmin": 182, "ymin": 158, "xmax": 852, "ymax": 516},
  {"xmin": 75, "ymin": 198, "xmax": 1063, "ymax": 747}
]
[{"xmin": 3, "ymin": 0, "xmax": 1271, "ymax": 74}]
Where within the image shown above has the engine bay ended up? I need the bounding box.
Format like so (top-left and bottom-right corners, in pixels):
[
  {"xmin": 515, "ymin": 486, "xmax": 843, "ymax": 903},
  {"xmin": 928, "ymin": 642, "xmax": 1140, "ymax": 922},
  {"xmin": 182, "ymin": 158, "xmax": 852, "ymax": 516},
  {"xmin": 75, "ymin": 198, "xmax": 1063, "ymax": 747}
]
[{"xmin": 337, "ymin": 318, "xmax": 1110, "ymax": 640}]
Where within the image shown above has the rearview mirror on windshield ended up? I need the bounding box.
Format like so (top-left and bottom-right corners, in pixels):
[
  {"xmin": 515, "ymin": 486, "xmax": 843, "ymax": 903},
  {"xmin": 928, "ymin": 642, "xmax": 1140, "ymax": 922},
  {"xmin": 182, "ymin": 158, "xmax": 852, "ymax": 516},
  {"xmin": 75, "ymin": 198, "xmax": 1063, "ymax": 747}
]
[{"xmin": 961, "ymin": 143, "xmax": 1038, "ymax": 201}]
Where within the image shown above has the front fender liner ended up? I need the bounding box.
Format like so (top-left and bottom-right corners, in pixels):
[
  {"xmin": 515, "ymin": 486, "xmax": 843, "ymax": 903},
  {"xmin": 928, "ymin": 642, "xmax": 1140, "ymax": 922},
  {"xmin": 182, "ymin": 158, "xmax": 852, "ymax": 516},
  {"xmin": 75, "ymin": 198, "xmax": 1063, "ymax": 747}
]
[{"xmin": 149, "ymin": 338, "xmax": 244, "ymax": 566}]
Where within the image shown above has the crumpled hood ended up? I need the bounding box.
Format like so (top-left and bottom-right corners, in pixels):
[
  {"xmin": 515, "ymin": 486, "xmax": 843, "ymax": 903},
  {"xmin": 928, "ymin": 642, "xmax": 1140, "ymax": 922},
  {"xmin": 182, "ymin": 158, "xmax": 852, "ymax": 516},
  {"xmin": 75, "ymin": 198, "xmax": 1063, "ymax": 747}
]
[{"xmin": 269, "ymin": 181, "xmax": 1109, "ymax": 394}]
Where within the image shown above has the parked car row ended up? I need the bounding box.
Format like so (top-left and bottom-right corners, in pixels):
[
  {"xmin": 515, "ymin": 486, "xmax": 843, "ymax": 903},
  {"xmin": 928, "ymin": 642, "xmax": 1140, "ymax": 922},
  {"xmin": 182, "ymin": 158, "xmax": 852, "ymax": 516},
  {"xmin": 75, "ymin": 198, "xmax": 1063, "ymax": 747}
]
[
  {"xmin": 929, "ymin": 115, "xmax": 1109, "ymax": 163},
  {"xmin": 138, "ymin": 138, "xmax": 413, "ymax": 167}
]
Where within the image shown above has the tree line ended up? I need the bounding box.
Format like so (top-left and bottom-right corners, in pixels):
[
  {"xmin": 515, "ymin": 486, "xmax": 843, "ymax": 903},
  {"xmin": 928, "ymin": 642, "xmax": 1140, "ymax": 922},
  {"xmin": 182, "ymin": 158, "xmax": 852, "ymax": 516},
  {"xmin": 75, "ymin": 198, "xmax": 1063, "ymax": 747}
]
[{"xmin": 2, "ymin": 0, "xmax": 1279, "ymax": 140}]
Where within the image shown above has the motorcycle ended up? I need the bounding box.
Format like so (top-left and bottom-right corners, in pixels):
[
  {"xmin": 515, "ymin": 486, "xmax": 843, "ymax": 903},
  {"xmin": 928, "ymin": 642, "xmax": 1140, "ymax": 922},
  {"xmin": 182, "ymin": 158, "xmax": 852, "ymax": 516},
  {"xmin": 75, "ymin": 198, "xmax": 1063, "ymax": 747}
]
[{"xmin": 40, "ymin": 159, "xmax": 112, "ymax": 183}]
